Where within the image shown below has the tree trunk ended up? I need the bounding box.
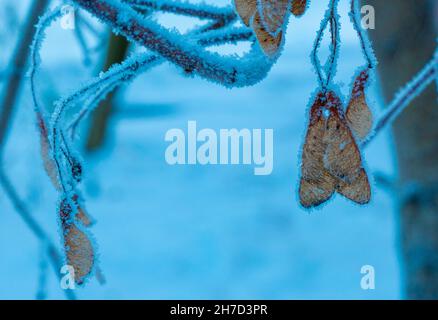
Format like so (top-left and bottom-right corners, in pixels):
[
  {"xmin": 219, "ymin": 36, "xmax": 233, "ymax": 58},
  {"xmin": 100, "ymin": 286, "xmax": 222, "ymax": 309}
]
[
  {"xmin": 366, "ymin": 0, "xmax": 438, "ymax": 299},
  {"xmin": 85, "ymin": 33, "xmax": 129, "ymax": 152}
]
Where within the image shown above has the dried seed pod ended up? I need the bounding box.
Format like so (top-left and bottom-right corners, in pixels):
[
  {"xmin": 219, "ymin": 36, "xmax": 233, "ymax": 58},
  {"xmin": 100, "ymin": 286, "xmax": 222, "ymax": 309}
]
[
  {"xmin": 234, "ymin": 0, "xmax": 257, "ymax": 26},
  {"xmin": 346, "ymin": 70, "xmax": 373, "ymax": 141},
  {"xmin": 323, "ymin": 92, "xmax": 363, "ymax": 185},
  {"xmin": 322, "ymin": 92, "xmax": 371, "ymax": 205},
  {"xmin": 291, "ymin": 0, "xmax": 307, "ymax": 16},
  {"xmin": 299, "ymin": 91, "xmax": 371, "ymax": 208},
  {"xmin": 337, "ymin": 168, "xmax": 371, "ymax": 204},
  {"xmin": 234, "ymin": 0, "xmax": 308, "ymax": 57},
  {"xmin": 60, "ymin": 197, "xmax": 95, "ymax": 285},
  {"xmin": 38, "ymin": 115, "xmax": 61, "ymax": 190},
  {"xmin": 258, "ymin": 0, "xmax": 290, "ymax": 36},
  {"xmin": 71, "ymin": 194, "xmax": 93, "ymax": 227},
  {"xmin": 299, "ymin": 92, "xmax": 336, "ymax": 208},
  {"xmin": 253, "ymin": 11, "xmax": 284, "ymax": 57}
]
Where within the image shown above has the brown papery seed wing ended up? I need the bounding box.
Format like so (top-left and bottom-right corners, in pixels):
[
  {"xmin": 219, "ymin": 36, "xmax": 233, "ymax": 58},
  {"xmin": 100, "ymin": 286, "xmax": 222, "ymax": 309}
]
[
  {"xmin": 60, "ymin": 199, "xmax": 95, "ymax": 285},
  {"xmin": 299, "ymin": 171, "xmax": 337, "ymax": 208},
  {"xmin": 71, "ymin": 194, "xmax": 94, "ymax": 227},
  {"xmin": 291, "ymin": 0, "xmax": 307, "ymax": 16},
  {"xmin": 258, "ymin": 0, "xmax": 290, "ymax": 36},
  {"xmin": 234, "ymin": 0, "xmax": 257, "ymax": 26},
  {"xmin": 253, "ymin": 11, "xmax": 283, "ymax": 57},
  {"xmin": 346, "ymin": 70, "xmax": 373, "ymax": 140},
  {"xmin": 337, "ymin": 168, "xmax": 371, "ymax": 204},
  {"xmin": 38, "ymin": 115, "xmax": 61, "ymax": 191},
  {"xmin": 64, "ymin": 223, "xmax": 95, "ymax": 285},
  {"xmin": 323, "ymin": 98, "xmax": 363, "ymax": 184},
  {"xmin": 299, "ymin": 94, "xmax": 336, "ymax": 208}
]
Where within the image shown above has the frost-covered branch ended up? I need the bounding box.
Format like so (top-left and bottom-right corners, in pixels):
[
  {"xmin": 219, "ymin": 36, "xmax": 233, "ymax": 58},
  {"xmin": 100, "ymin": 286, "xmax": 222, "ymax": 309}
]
[
  {"xmin": 126, "ymin": 0, "xmax": 236, "ymax": 31},
  {"xmin": 362, "ymin": 51, "xmax": 437, "ymax": 148},
  {"xmin": 311, "ymin": 0, "xmax": 340, "ymax": 91},
  {"xmin": 126, "ymin": 0, "xmax": 235, "ymax": 20},
  {"xmin": 70, "ymin": 0, "xmax": 273, "ymax": 87},
  {"xmin": 349, "ymin": 0, "xmax": 376, "ymax": 69},
  {"xmin": 24, "ymin": 1, "xmax": 261, "ymax": 285},
  {"xmin": 62, "ymin": 27, "xmax": 253, "ymax": 139},
  {"xmin": 51, "ymin": 26, "xmax": 253, "ymax": 178}
]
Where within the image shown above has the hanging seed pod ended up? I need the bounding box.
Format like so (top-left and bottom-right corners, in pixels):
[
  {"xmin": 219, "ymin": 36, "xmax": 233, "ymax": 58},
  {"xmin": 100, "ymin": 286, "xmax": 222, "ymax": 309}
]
[
  {"xmin": 299, "ymin": 92, "xmax": 337, "ymax": 208},
  {"xmin": 253, "ymin": 10, "xmax": 284, "ymax": 57},
  {"xmin": 323, "ymin": 92, "xmax": 371, "ymax": 204},
  {"xmin": 299, "ymin": 91, "xmax": 371, "ymax": 208},
  {"xmin": 258, "ymin": 0, "xmax": 290, "ymax": 36},
  {"xmin": 59, "ymin": 196, "xmax": 95, "ymax": 285},
  {"xmin": 346, "ymin": 70, "xmax": 373, "ymax": 141},
  {"xmin": 234, "ymin": 0, "xmax": 309, "ymax": 57},
  {"xmin": 291, "ymin": 0, "xmax": 308, "ymax": 16},
  {"xmin": 38, "ymin": 114, "xmax": 61, "ymax": 190},
  {"xmin": 234, "ymin": 0, "xmax": 257, "ymax": 26}
]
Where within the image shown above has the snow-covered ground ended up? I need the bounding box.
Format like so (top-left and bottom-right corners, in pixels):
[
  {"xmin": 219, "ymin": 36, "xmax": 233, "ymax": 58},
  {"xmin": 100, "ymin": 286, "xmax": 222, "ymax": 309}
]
[{"xmin": 0, "ymin": 0, "xmax": 401, "ymax": 299}]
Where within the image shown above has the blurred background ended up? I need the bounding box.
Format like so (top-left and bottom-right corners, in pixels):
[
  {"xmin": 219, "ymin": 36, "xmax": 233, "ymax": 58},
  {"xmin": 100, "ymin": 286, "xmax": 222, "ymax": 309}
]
[{"xmin": 0, "ymin": 0, "xmax": 436, "ymax": 299}]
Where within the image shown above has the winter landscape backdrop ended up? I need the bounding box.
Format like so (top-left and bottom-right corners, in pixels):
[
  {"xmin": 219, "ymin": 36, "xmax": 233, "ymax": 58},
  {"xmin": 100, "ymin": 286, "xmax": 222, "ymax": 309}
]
[{"xmin": 3, "ymin": 0, "xmax": 429, "ymax": 299}]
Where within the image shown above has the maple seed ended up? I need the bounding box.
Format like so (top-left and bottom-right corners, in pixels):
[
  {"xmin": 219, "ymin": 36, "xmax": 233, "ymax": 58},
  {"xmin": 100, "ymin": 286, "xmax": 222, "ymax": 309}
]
[
  {"xmin": 346, "ymin": 70, "xmax": 373, "ymax": 140},
  {"xmin": 258, "ymin": 0, "xmax": 290, "ymax": 36},
  {"xmin": 299, "ymin": 92, "xmax": 336, "ymax": 208},
  {"xmin": 234, "ymin": 0, "xmax": 309, "ymax": 57},
  {"xmin": 253, "ymin": 11, "xmax": 283, "ymax": 57},
  {"xmin": 38, "ymin": 115, "xmax": 61, "ymax": 190},
  {"xmin": 291, "ymin": 0, "xmax": 308, "ymax": 16},
  {"xmin": 60, "ymin": 196, "xmax": 95, "ymax": 284},
  {"xmin": 299, "ymin": 91, "xmax": 371, "ymax": 208}
]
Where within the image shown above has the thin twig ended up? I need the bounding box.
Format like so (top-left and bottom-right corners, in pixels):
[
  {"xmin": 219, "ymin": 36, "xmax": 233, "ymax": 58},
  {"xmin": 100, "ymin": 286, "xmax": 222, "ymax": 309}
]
[
  {"xmin": 349, "ymin": 0, "xmax": 375, "ymax": 69},
  {"xmin": 326, "ymin": 2, "xmax": 340, "ymax": 88},
  {"xmin": 70, "ymin": 0, "xmax": 272, "ymax": 87},
  {"xmin": 311, "ymin": 0, "xmax": 339, "ymax": 92},
  {"xmin": 66, "ymin": 28, "xmax": 253, "ymax": 137},
  {"xmin": 362, "ymin": 55, "xmax": 437, "ymax": 148},
  {"xmin": 125, "ymin": 0, "xmax": 236, "ymax": 22}
]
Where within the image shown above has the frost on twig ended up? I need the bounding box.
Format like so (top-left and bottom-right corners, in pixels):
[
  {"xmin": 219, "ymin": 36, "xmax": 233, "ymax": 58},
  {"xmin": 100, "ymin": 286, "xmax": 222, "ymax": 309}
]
[
  {"xmin": 71, "ymin": 0, "xmax": 275, "ymax": 87},
  {"xmin": 362, "ymin": 53, "xmax": 438, "ymax": 148},
  {"xmin": 30, "ymin": 6, "xmax": 97, "ymax": 286}
]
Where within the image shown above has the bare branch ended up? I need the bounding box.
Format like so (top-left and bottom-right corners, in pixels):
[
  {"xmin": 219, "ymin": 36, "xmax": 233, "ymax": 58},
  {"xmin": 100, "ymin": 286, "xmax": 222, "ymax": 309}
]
[
  {"xmin": 70, "ymin": 0, "xmax": 273, "ymax": 87},
  {"xmin": 362, "ymin": 55, "xmax": 437, "ymax": 148}
]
